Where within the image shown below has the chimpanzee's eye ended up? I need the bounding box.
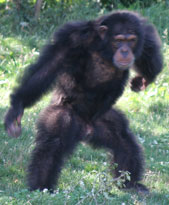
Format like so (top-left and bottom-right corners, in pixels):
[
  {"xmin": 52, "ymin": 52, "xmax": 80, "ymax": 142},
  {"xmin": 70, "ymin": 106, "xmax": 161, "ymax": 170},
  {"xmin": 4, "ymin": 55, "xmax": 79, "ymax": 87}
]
[
  {"xmin": 115, "ymin": 39, "xmax": 124, "ymax": 43},
  {"xmin": 130, "ymin": 38, "xmax": 137, "ymax": 43}
]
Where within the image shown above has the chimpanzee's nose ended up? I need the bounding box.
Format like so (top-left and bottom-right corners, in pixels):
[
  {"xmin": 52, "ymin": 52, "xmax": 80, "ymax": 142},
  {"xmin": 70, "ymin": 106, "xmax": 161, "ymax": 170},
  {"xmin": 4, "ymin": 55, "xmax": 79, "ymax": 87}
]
[{"xmin": 120, "ymin": 48, "xmax": 129, "ymax": 58}]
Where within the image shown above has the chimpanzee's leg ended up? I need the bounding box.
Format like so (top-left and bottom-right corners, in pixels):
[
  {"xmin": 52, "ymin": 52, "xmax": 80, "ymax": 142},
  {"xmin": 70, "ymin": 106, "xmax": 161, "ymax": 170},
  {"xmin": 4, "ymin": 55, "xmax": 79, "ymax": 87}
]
[
  {"xmin": 87, "ymin": 109, "xmax": 148, "ymax": 193},
  {"xmin": 27, "ymin": 105, "xmax": 84, "ymax": 191}
]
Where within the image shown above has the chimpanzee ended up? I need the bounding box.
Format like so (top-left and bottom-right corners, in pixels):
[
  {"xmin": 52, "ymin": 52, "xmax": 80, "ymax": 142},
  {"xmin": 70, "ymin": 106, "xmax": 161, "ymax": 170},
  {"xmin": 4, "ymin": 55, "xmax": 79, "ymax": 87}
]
[{"xmin": 4, "ymin": 11, "xmax": 163, "ymax": 193}]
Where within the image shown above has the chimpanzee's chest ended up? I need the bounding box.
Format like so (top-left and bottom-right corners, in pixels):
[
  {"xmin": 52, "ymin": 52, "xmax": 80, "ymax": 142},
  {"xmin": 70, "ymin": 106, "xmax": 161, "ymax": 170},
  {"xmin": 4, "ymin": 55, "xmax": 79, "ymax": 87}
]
[{"xmin": 84, "ymin": 52, "xmax": 124, "ymax": 89}]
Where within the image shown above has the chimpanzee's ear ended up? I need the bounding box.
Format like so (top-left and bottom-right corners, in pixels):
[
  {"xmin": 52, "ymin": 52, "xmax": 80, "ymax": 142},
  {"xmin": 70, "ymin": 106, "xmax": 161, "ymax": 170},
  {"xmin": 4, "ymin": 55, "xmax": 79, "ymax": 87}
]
[{"xmin": 98, "ymin": 25, "xmax": 108, "ymax": 40}]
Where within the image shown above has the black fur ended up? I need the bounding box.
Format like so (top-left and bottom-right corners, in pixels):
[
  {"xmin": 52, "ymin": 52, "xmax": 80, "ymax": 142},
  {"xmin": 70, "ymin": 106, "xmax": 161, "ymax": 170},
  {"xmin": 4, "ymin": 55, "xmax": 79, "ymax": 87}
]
[{"xmin": 4, "ymin": 11, "xmax": 163, "ymax": 192}]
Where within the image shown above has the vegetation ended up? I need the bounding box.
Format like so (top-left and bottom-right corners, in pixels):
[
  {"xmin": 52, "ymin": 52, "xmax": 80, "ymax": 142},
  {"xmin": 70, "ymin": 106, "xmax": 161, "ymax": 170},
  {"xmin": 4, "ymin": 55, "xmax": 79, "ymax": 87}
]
[{"xmin": 0, "ymin": 0, "xmax": 168, "ymax": 204}]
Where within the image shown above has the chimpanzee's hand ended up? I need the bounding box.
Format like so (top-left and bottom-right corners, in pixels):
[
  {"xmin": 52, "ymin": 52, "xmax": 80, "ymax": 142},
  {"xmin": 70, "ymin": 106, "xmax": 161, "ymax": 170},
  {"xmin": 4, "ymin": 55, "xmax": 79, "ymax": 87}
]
[
  {"xmin": 4, "ymin": 103, "xmax": 24, "ymax": 138},
  {"xmin": 130, "ymin": 76, "xmax": 149, "ymax": 92}
]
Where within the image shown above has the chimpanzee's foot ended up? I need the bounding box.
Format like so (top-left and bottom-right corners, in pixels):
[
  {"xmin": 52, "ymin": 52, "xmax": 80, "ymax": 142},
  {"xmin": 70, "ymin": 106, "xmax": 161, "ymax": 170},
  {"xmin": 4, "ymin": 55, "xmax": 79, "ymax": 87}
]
[{"xmin": 123, "ymin": 182, "xmax": 149, "ymax": 194}]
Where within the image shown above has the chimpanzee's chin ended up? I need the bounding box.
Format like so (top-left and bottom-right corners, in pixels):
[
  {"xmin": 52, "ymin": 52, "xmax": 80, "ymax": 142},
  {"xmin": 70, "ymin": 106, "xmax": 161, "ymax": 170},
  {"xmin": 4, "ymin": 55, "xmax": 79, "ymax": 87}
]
[
  {"xmin": 113, "ymin": 60, "xmax": 134, "ymax": 70},
  {"xmin": 113, "ymin": 62, "xmax": 129, "ymax": 70}
]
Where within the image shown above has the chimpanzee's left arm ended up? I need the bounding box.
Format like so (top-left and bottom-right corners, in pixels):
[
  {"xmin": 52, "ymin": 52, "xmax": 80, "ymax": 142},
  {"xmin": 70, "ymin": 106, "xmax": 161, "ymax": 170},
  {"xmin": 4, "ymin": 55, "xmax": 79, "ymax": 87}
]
[{"xmin": 131, "ymin": 24, "xmax": 163, "ymax": 92}]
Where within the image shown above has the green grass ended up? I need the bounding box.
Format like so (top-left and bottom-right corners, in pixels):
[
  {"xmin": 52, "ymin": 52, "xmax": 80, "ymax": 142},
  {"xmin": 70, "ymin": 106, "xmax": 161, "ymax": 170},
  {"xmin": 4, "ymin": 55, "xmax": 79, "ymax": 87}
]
[{"xmin": 0, "ymin": 2, "xmax": 169, "ymax": 205}]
